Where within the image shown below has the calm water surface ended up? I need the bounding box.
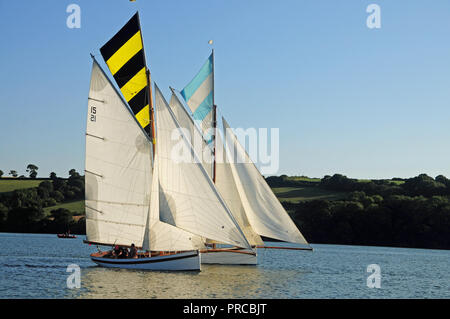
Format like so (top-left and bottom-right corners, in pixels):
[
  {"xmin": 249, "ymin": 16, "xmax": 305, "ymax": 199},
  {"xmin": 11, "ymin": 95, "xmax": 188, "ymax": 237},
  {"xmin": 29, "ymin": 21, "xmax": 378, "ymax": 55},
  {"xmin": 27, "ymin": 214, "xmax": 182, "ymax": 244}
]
[{"xmin": 0, "ymin": 233, "xmax": 448, "ymax": 298}]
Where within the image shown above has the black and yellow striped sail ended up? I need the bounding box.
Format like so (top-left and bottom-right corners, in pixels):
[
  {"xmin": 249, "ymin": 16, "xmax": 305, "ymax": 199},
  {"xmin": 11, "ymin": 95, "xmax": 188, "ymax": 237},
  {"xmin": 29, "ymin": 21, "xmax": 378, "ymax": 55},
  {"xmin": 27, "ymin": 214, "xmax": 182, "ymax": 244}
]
[{"xmin": 100, "ymin": 13, "xmax": 151, "ymax": 136}]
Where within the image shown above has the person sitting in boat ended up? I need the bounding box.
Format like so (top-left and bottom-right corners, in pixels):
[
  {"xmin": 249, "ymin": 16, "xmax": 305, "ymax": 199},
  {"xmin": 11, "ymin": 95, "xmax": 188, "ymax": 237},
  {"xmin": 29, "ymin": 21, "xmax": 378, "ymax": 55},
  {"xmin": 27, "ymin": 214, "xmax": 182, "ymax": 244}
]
[
  {"xmin": 129, "ymin": 243, "xmax": 138, "ymax": 259},
  {"xmin": 111, "ymin": 245, "xmax": 121, "ymax": 258},
  {"xmin": 118, "ymin": 246, "xmax": 128, "ymax": 259}
]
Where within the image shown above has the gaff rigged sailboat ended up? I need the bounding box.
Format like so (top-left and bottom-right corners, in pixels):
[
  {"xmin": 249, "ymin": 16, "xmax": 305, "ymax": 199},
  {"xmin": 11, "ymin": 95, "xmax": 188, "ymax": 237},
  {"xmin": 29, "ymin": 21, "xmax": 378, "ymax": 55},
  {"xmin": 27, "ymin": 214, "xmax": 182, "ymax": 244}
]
[
  {"xmin": 171, "ymin": 51, "xmax": 312, "ymax": 264},
  {"xmin": 83, "ymin": 13, "xmax": 253, "ymax": 271}
]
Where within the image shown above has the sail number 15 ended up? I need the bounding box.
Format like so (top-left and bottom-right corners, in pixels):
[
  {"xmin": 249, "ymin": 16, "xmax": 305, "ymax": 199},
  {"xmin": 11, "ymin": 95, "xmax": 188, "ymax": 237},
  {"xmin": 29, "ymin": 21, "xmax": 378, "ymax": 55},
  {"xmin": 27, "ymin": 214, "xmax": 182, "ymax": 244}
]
[{"xmin": 90, "ymin": 106, "xmax": 97, "ymax": 122}]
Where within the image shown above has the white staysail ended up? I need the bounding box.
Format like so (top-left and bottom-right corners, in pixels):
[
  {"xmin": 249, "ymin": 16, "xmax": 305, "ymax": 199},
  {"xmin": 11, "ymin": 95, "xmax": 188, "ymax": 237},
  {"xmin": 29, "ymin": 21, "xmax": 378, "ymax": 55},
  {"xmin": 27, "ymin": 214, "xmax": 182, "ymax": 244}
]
[
  {"xmin": 84, "ymin": 60, "xmax": 152, "ymax": 247},
  {"xmin": 215, "ymin": 131, "xmax": 264, "ymax": 246},
  {"xmin": 169, "ymin": 92, "xmax": 213, "ymax": 178},
  {"xmin": 154, "ymin": 85, "xmax": 252, "ymax": 250},
  {"xmin": 222, "ymin": 118, "xmax": 308, "ymax": 245},
  {"xmin": 142, "ymin": 139, "xmax": 205, "ymax": 252}
]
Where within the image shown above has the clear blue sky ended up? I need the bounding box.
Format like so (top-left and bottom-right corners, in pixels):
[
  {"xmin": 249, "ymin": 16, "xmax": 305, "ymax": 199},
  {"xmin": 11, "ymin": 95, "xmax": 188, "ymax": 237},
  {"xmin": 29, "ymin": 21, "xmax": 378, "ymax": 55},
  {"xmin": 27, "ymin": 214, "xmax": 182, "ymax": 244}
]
[{"xmin": 0, "ymin": 0, "xmax": 449, "ymax": 179}]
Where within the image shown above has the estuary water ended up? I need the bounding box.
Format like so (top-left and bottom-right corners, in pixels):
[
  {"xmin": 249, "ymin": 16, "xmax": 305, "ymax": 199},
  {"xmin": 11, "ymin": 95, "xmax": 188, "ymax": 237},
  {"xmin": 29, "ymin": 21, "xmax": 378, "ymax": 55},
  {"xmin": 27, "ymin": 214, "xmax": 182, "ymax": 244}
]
[{"xmin": 0, "ymin": 232, "xmax": 448, "ymax": 299}]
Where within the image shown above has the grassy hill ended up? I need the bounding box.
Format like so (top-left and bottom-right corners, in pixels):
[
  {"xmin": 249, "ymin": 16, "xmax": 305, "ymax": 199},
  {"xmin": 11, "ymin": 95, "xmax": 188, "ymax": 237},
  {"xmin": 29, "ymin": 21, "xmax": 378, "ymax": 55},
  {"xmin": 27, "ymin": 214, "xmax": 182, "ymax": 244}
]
[
  {"xmin": 0, "ymin": 179, "xmax": 44, "ymax": 193},
  {"xmin": 0, "ymin": 178, "xmax": 84, "ymax": 217},
  {"xmin": 43, "ymin": 200, "xmax": 84, "ymax": 215},
  {"xmin": 272, "ymin": 186, "xmax": 347, "ymax": 203}
]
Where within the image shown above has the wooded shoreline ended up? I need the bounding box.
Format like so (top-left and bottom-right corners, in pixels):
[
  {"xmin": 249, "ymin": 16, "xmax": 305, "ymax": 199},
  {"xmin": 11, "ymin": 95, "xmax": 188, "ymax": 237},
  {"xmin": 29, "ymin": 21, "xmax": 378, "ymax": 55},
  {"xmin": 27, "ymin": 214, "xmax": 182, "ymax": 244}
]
[{"xmin": 1, "ymin": 172, "xmax": 449, "ymax": 250}]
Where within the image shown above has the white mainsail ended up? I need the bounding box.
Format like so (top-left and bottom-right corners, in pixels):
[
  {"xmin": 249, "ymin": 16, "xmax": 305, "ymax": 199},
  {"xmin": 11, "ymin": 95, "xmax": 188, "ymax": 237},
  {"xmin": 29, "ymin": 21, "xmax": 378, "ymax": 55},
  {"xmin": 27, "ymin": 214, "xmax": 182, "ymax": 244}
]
[
  {"xmin": 154, "ymin": 85, "xmax": 252, "ymax": 250},
  {"xmin": 85, "ymin": 60, "xmax": 152, "ymax": 247},
  {"xmin": 222, "ymin": 117, "xmax": 308, "ymax": 245}
]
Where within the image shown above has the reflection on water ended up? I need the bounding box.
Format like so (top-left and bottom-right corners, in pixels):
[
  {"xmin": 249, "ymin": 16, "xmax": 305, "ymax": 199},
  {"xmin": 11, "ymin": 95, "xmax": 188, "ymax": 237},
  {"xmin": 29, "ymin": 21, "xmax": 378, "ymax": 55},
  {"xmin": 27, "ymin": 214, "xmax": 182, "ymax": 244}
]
[
  {"xmin": 73, "ymin": 263, "xmax": 305, "ymax": 299},
  {"xmin": 1, "ymin": 233, "xmax": 449, "ymax": 298}
]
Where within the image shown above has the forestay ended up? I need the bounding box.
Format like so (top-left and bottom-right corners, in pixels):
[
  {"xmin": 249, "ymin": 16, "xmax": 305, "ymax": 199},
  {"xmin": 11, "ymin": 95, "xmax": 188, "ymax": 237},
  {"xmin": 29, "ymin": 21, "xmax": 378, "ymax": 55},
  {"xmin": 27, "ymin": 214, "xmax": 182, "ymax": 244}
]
[
  {"xmin": 222, "ymin": 118, "xmax": 308, "ymax": 245},
  {"xmin": 85, "ymin": 60, "xmax": 152, "ymax": 247},
  {"xmin": 154, "ymin": 85, "xmax": 252, "ymax": 250}
]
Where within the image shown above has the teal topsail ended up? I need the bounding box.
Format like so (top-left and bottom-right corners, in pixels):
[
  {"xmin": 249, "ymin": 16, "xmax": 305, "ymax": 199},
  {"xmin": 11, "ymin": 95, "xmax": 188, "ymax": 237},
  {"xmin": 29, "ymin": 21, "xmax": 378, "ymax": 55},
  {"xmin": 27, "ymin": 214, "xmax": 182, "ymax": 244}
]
[{"xmin": 180, "ymin": 53, "xmax": 214, "ymax": 143}]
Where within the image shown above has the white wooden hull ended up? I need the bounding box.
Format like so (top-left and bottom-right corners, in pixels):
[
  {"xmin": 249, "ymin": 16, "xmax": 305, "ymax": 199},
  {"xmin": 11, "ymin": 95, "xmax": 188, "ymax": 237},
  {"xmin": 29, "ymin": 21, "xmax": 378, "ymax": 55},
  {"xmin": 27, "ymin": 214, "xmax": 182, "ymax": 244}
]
[
  {"xmin": 90, "ymin": 250, "xmax": 201, "ymax": 271},
  {"xmin": 200, "ymin": 248, "xmax": 257, "ymax": 265}
]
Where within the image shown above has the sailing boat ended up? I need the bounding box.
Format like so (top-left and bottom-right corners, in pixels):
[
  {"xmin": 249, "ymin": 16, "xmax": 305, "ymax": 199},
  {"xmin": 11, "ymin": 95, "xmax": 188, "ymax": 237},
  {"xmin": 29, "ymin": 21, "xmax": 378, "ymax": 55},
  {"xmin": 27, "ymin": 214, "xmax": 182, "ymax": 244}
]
[
  {"xmin": 171, "ymin": 51, "xmax": 312, "ymax": 264},
  {"xmin": 83, "ymin": 13, "xmax": 253, "ymax": 271}
]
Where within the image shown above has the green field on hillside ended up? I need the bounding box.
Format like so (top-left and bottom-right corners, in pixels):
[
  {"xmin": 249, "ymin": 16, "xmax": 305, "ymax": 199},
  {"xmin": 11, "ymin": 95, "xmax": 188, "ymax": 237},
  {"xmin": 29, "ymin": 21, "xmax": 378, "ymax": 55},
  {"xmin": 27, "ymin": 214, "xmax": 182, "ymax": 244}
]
[
  {"xmin": 271, "ymin": 186, "xmax": 347, "ymax": 203},
  {"xmin": 44, "ymin": 200, "xmax": 84, "ymax": 214},
  {"xmin": 0, "ymin": 179, "xmax": 43, "ymax": 193},
  {"xmin": 284, "ymin": 176, "xmax": 321, "ymax": 183},
  {"xmin": 2, "ymin": 177, "xmax": 385, "ymax": 211}
]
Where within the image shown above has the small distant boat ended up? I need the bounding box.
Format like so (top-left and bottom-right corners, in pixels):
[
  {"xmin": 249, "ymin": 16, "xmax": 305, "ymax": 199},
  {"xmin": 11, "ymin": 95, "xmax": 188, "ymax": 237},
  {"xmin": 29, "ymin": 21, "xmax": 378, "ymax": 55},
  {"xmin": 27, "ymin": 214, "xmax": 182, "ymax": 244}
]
[{"xmin": 57, "ymin": 233, "xmax": 77, "ymax": 239}]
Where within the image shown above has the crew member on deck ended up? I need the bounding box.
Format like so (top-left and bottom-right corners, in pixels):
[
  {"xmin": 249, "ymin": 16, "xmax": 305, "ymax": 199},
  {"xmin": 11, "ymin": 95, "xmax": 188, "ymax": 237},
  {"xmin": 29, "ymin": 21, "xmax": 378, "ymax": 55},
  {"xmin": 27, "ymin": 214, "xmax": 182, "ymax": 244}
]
[{"xmin": 129, "ymin": 243, "xmax": 137, "ymax": 259}]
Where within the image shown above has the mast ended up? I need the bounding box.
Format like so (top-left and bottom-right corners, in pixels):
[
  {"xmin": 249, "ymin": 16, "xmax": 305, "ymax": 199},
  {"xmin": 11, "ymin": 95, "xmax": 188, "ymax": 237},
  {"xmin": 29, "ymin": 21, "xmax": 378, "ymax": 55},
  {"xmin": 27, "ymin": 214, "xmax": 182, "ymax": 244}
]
[
  {"xmin": 147, "ymin": 69, "xmax": 156, "ymax": 158},
  {"xmin": 212, "ymin": 49, "xmax": 217, "ymax": 183},
  {"xmin": 211, "ymin": 49, "xmax": 217, "ymax": 250}
]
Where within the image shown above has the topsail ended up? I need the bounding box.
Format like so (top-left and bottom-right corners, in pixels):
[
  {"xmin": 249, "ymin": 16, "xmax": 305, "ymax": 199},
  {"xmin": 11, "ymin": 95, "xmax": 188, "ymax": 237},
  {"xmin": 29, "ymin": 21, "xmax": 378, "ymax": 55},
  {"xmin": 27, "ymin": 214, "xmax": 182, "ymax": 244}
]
[
  {"xmin": 100, "ymin": 13, "xmax": 152, "ymax": 137},
  {"xmin": 180, "ymin": 53, "xmax": 214, "ymax": 143}
]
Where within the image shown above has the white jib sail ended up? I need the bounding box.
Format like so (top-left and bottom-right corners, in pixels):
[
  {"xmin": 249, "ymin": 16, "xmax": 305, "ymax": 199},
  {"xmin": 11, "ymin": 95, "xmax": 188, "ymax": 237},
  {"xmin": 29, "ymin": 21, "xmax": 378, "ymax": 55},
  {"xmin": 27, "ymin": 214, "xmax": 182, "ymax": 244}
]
[
  {"xmin": 169, "ymin": 92, "xmax": 213, "ymax": 179},
  {"xmin": 154, "ymin": 84, "xmax": 252, "ymax": 250},
  {"xmin": 84, "ymin": 60, "xmax": 152, "ymax": 247},
  {"xmin": 215, "ymin": 130, "xmax": 264, "ymax": 246},
  {"xmin": 142, "ymin": 139, "xmax": 205, "ymax": 252},
  {"xmin": 222, "ymin": 117, "xmax": 308, "ymax": 245}
]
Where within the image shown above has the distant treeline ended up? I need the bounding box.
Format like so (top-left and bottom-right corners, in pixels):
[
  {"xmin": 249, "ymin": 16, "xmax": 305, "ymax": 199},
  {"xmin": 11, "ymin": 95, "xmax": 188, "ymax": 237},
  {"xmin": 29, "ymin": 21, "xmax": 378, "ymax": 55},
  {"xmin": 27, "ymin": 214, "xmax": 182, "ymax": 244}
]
[
  {"xmin": 1, "ymin": 171, "xmax": 449, "ymax": 250},
  {"xmin": 0, "ymin": 164, "xmax": 39, "ymax": 179},
  {"xmin": 0, "ymin": 170, "xmax": 85, "ymax": 234},
  {"xmin": 278, "ymin": 174, "xmax": 450, "ymax": 250}
]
